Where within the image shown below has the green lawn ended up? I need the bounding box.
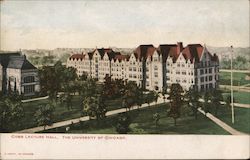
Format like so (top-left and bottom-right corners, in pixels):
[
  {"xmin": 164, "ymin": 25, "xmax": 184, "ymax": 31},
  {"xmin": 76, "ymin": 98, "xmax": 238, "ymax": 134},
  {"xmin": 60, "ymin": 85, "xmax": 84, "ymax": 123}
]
[
  {"xmin": 219, "ymin": 71, "xmax": 250, "ymax": 86},
  {"xmin": 209, "ymin": 105, "xmax": 250, "ymax": 134},
  {"xmin": 16, "ymin": 96, "xmax": 126, "ymax": 132},
  {"xmin": 222, "ymin": 91, "xmax": 250, "ymax": 104},
  {"xmin": 44, "ymin": 104, "xmax": 230, "ymax": 135}
]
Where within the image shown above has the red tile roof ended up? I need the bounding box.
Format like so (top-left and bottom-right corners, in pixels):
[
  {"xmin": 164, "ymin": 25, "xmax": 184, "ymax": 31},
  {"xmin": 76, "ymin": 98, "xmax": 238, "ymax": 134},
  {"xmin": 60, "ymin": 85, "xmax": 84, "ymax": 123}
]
[
  {"xmin": 114, "ymin": 55, "xmax": 130, "ymax": 62},
  {"xmin": 69, "ymin": 54, "xmax": 85, "ymax": 60},
  {"xmin": 134, "ymin": 45, "xmax": 156, "ymax": 61},
  {"xmin": 157, "ymin": 44, "xmax": 179, "ymax": 62},
  {"xmin": 68, "ymin": 43, "xmax": 218, "ymax": 63}
]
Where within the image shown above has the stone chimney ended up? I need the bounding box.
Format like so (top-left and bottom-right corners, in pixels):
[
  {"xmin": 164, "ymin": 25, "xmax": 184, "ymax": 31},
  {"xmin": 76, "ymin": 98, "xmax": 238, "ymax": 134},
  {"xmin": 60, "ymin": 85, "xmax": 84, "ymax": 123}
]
[{"xmin": 177, "ymin": 42, "xmax": 183, "ymax": 53}]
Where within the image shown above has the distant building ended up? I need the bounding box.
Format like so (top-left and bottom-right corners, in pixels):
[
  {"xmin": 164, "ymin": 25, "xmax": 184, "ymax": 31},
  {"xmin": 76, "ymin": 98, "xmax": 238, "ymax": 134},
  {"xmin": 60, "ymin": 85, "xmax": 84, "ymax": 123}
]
[
  {"xmin": 67, "ymin": 42, "xmax": 219, "ymax": 92},
  {"xmin": 0, "ymin": 52, "xmax": 40, "ymax": 96}
]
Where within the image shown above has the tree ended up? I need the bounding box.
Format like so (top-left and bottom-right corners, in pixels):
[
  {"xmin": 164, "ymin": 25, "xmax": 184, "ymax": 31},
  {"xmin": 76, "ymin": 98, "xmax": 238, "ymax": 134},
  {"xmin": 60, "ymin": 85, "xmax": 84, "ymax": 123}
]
[
  {"xmin": 185, "ymin": 87, "xmax": 201, "ymax": 119},
  {"xmin": 144, "ymin": 91, "xmax": 155, "ymax": 107},
  {"xmin": 39, "ymin": 66, "xmax": 60, "ymax": 99},
  {"xmin": 78, "ymin": 71, "xmax": 88, "ymax": 81},
  {"xmin": 167, "ymin": 83, "xmax": 184, "ymax": 126},
  {"xmin": 0, "ymin": 96, "xmax": 24, "ymax": 132},
  {"xmin": 162, "ymin": 86, "xmax": 168, "ymax": 102},
  {"xmin": 210, "ymin": 89, "xmax": 223, "ymax": 116},
  {"xmin": 82, "ymin": 96, "xmax": 107, "ymax": 122},
  {"xmin": 115, "ymin": 113, "xmax": 131, "ymax": 134},
  {"xmin": 35, "ymin": 103, "xmax": 55, "ymax": 130},
  {"xmin": 122, "ymin": 81, "xmax": 139, "ymax": 111},
  {"xmin": 135, "ymin": 88, "xmax": 144, "ymax": 109},
  {"xmin": 59, "ymin": 93, "xmax": 73, "ymax": 110},
  {"xmin": 203, "ymin": 91, "xmax": 212, "ymax": 115},
  {"xmin": 102, "ymin": 75, "xmax": 125, "ymax": 99},
  {"xmin": 153, "ymin": 113, "xmax": 160, "ymax": 127},
  {"xmin": 39, "ymin": 61, "xmax": 77, "ymax": 100},
  {"xmin": 153, "ymin": 91, "xmax": 160, "ymax": 104},
  {"xmin": 225, "ymin": 95, "xmax": 236, "ymax": 108}
]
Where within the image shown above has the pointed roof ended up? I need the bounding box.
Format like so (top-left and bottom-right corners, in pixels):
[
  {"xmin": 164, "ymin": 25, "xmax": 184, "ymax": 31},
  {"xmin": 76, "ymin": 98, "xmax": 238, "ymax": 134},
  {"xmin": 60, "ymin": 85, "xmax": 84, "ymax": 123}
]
[
  {"xmin": 114, "ymin": 54, "xmax": 130, "ymax": 62},
  {"xmin": 157, "ymin": 44, "xmax": 179, "ymax": 62},
  {"xmin": 69, "ymin": 53, "xmax": 85, "ymax": 60},
  {"xmin": 7, "ymin": 55, "xmax": 37, "ymax": 70},
  {"xmin": 134, "ymin": 44, "xmax": 156, "ymax": 61},
  {"xmin": 0, "ymin": 52, "xmax": 21, "ymax": 68}
]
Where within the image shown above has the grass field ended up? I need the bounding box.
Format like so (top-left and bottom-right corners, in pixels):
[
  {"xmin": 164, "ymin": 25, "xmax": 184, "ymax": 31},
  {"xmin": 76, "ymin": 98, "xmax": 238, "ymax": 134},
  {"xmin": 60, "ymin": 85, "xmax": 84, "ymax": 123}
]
[
  {"xmin": 219, "ymin": 71, "xmax": 250, "ymax": 86},
  {"xmin": 16, "ymin": 96, "xmax": 125, "ymax": 132},
  {"xmin": 209, "ymin": 105, "xmax": 250, "ymax": 134},
  {"xmin": 44, "ymin": 104, "xmax": 230, "ymax": 135},
  {"xmin": 222, "ymin": 91, "xmax": 250, "ymax": 104}
]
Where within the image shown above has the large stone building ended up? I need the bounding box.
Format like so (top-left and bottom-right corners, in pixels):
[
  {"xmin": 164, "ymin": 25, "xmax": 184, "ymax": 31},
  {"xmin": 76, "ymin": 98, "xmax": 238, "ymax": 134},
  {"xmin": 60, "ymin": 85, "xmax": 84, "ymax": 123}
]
[
  {"xmin": 67, "ymin": 42, "xmax": 219, "ymax": 92},
  {"xmin": 0, "ymin": 52, "xmax": 40, "ymax": 96}
]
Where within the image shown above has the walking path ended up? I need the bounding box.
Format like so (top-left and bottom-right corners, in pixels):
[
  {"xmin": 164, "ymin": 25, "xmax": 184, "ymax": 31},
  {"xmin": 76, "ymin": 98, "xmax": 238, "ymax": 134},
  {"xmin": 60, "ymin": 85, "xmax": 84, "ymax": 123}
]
[
  {"xmin": 197, "ymin": 108, "xmax": 248, "ymax": 135},
  {"xmin": 16, "ymin": 94, "xmax": 249, "ymax": 133},
  {"xmin": 219, "ymin": 85, "xmax": 250, "ymax": 92},
  {"xmin": 220, "ymin": 69, "xmax": 250, "ymax": 73},
  {"xmin": 21, "ymin": 96, "xmax": 49, "ymax": 103},
  {"xmin": 219, "ymin": 101, "xmax": 250, "ymax": 108},
  {"xmin": 16, "ymin": 97, "xmax": 166, "ymax": 133}
]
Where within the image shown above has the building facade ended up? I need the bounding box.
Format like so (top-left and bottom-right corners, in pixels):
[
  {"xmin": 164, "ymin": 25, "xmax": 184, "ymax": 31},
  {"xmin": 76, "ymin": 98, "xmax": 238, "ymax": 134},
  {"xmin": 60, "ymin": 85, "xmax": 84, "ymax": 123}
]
[
  {"xmin": 0, "ymin": 52, "xmax": 40, "ymax": 96},
  {"xmin": 67, "ymin": 43, "xmax": 219, "ymax": 92}
]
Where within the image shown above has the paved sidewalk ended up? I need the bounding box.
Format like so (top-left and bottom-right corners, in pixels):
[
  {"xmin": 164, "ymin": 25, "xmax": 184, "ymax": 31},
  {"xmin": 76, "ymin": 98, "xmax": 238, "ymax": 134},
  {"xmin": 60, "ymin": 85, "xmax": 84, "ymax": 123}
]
[
  {"xmin": 197, "ymin": 108, "xmax": 248, "ymax": 135},
  {"xmin": 16, "ymin": 97, "xmax": 166, "ymax": 133},
  {"xmin": 219, "ymin": 85, "xmax": 250, "ymax": 92},
  {"xmin": 220, "ymin": 69, "xmax": 250, "ymax": 73},
  {"xmin": 21, "ymin": 96, "xmax": 49, "ymax": 103},
  {"xmin": 16, "ymin": 95, "xmax": 249, "ymax": 134}
]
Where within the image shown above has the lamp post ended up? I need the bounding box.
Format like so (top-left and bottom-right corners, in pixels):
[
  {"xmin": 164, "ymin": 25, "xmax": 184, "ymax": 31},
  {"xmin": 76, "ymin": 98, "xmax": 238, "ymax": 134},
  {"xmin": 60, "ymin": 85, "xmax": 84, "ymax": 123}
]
[{"xmin": 230, "ymin": 45, "xmax": 235, "ymax": 124}]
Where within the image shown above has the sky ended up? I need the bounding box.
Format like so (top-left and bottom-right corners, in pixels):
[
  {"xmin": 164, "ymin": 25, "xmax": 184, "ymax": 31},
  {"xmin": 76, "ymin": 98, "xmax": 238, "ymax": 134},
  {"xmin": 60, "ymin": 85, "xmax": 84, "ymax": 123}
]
[{"xmin": 0, "ymin": 0, "xmax": 249, "ymax": 50}]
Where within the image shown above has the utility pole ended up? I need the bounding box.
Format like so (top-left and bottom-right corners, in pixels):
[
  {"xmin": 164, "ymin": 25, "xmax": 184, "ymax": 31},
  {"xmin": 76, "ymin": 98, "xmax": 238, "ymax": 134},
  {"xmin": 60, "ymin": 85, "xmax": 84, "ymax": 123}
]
[{"xmin": 230, "ymin": 45, "xmax": 235, "ymax": 124}]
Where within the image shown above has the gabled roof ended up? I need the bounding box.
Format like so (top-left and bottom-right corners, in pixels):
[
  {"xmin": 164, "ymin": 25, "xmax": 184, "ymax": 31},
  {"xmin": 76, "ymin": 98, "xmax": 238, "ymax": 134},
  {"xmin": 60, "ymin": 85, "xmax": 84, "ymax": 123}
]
[
  {"xmin": 182, "ymin": 44, "xmax": 203, "ymax": 63},
  {"xmin": 7, "ymin": 56, "xmax": 37, "ymax": 70},
  {"xmin": 88, "ymin": 52, "xmax": 94, "ymax": 59},
  {"xmin": 157, "ymin": 44, "xmax": 179, "ymax": 62},
  {"xmin": 0, "ymin": 52, "xmax": 21, "ymax": 68},
  {"xmin": 134, "ymin": 45, "xmax": 156, "ymax": 61},
  {"xmin": 69, "ymin": 53, "xmax": 85, "ymax": 60},
  {"xmin": 114, "ymin": 54, "xmax": 130, "ymax": 62}
]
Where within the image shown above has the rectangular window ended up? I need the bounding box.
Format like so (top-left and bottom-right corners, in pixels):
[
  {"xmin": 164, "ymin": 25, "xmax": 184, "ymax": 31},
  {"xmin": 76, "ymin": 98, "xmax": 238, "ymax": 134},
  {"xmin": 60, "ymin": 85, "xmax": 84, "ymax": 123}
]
[
  {"xmin": 209, "ymin": 68, "xmax": 212, "ymax": 73},
  {"xmin": 24, "ymin": 85, "xmax": 35, "ymax": 94},
  {"xmin": 201, "ymin": 77, "xmax": 204, "ymax": 82},
  {"xmin": 24, "ymin": 76, "xmax": 35, "ymax": 83},
  {"xmin": 200, "ymin": 69, "xmax": 204, "ymax": 75},
  {"xmin": 209, "ymin": 76, "xmax": 212, "ymax": 81},
  {"xmin": 209, "ymin": 83, "xmax": 213, "ymax": 88},
  {"xmin": 201, "ymin": 85, "xmax": 204, "ymax": 90},
  {"xmin": 154, "ymin": 72, "xmax": 158, "ymax": 77},
  {"xmin": 154, "ymin": 66, "xmax": 158, "ymax": 70}
]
